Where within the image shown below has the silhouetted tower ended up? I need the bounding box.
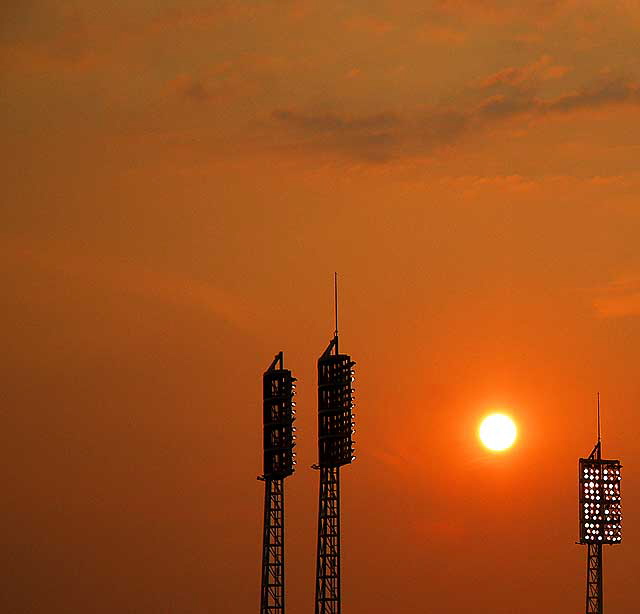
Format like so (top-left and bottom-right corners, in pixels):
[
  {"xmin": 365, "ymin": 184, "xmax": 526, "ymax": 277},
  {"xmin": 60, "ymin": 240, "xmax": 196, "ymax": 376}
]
[
  {"xmin": 258, "ymin": 352, "xmax": 297, "ymax": 614},
  {"xmin": 578, "ymin": 394, "xmax": 623, "ymax": 614},
  {"xmin": 313, "ymin": 275, "xmax": 356, "ymax": 614}
]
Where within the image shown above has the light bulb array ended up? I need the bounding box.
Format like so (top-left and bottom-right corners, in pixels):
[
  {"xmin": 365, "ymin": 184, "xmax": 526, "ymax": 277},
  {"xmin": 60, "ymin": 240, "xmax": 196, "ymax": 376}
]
[
  {"xmin": 317, "ymin": 351, "xmax": 356, "ymax": 467},
  {"xmin": 579, "ymin": 459, "xmax": 623, "ymax": 544}
]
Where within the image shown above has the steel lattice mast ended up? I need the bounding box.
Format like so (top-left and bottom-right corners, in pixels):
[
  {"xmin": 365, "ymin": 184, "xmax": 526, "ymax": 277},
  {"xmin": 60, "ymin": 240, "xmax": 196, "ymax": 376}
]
[
  {"xmin": 585, "ymin": 442, "xmax": 604, "ymax": 614},
  {"xmin": 315, "ymin": 461, "xmax": 342, "ymax": 613},
  {"xmin": 578, "ymin": 395, "xmax": 623, "ymax": 614},
  {"xmin": 314, "ymin": 275, "xmax": 356, "ymax": 614},
  {"xmin": 259, "ymin": 352, "xmax": 297, "ymax": 614}
]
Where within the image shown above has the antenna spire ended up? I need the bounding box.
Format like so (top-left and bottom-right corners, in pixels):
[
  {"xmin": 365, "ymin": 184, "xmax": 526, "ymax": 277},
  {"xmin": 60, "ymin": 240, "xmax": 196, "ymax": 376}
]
[
  {"xmin": 597, "ymin": 392, "xmax": 601, "ymax": 457},
  {"xmin": 334, "ymin": 272, "xmax": 338, "ymax": 339}
]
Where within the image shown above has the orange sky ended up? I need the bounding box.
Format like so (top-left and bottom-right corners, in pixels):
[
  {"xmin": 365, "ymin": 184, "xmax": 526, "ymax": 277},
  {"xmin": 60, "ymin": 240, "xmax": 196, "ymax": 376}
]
[{"xmin": 2, "ymin": 2, "xmax": 639, "ymax": 612}]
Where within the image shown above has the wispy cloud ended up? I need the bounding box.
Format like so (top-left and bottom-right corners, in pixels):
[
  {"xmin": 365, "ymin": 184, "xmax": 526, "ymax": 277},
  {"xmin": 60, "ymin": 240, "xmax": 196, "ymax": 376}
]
[
  {"xmin": 271, "ymin": 75, "xmax": 640, "ymax": 160},
  {"xmin": 150, "ymin": 3, "xmax": 267, "ymax": 32},
  {"xmin": 271, "ymin": 109, "xmax": 401, "ymax": 160},
  {"xmin": 415, "ymin": 23, "xmax": 467, "ymax": 45},
  {"xmin": 433, "ymin": 0, "xmax": 572, "ymax": 25},
  {"xmin": 478, "ymin": 55, "xmax": 569, "ymax": 88},
  {"xmin": 166, "ymin": 75, "xmax": 212, "ymax": 103},
  {"xmin": 476, "ymin": 76, "xmax": 640, "ymax": 121},
  {"xmin": 2, "ymin": 238, "xmax": 253, "ymax": 329},
  {"xmin": 547, "ymin": 78, "xmax": 640, "ymax": 113},
  {"xmin": 593, "ymin": 275, "xmax": 640, "ymax": 318},
  {"xmin": 343, "ymin": 15, "xmax": 394, "ymax": 35},
  {"xmin": 272, "ymin": 109, "xmax": 399, "ymax": 132}
]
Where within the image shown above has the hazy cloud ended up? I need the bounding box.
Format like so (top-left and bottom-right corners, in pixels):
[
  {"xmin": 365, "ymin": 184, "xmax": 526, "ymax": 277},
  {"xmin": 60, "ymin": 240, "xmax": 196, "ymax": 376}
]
[
  {"xmin": 417, "ymin": 110, "xmax": 469, "ymax": 146},
  {"xmin": 343, "ymin": 15, "xmax": 394, "ymax": 35},
  {"xmin": 150, "ymin": 3, "xmax": 266, "ymax": 32},
  {"xmin": 168, "ymin": 75, "xmax": 212, "ymax": 102},
  {"xmin": 415, "ymin": 23, "xmax": 467, "ymax": 45},
  {"xmin": 0, "ymin": 2, "xmax": 96, "ymax": 73},
  {"xmin": 272, "ymin": 109, "xmax": 400, "ymax": 132},
  {"xmin": 593, "ymin": 275, "xmax": 640, "ymax": 318},
  {"xmin": 478, "ymin": 94, "xmax": 535, "ymax": 118},
  {"xmin": 479, "ymin": 77, "xmax": 640, "ymax": 120},
  {"xmin": 2, "ymin": 238, "xmax": 252, "ymax": 328},
  {"xmin": 271, "ymin": 75, "xmax": 640, "ymax": 160},
  {"xmin": 271, "ymin": 109, "xmax": 400, "ymax": 159},
  {"xmin": 479, "ymin": 55, "xmax": 569, "ymax": 88},
  {"xmin": 548, "ymin": 78, "xmax": 640, "ymax": 113},
  {"xmin": 433, "ymin": 0, "xmax": 572, "ymax": 23}
]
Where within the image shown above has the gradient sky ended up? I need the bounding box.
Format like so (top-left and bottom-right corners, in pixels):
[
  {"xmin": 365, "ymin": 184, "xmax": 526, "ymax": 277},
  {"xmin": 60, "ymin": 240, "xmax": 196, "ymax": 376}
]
[{"xmin": 2, "ymin": 2, "xmax": 640, "ymax": 612}]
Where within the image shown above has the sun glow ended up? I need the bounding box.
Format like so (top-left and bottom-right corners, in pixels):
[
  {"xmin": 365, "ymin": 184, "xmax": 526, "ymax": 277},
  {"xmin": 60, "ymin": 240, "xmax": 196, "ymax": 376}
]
[{"xmin": 479, "ymin": 413, "xmax": 517, "ymax": 452}]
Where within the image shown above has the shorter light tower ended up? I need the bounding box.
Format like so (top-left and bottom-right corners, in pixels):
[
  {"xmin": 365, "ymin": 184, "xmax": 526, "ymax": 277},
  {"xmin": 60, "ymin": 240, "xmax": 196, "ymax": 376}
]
[
  {"xmin": 578, "ymin": 395, "xmax": 623, "ymax": 614},
  {"xmin": 258, "ymin": 352, "xmax": 297, "ymax": 614}
]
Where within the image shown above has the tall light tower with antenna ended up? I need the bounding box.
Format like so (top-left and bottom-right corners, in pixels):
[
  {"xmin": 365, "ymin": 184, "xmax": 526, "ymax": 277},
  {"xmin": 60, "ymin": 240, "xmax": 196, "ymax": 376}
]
[
  {"xmin": 258, "ymin": 352, "xmax": 297, "ymax": 614},
  {"xmin": 313, "ymin": 274, "xmax": 356, "ymax": 614},
  {"xmin": 578, "ymin": 393, "xmax": 623, "ymax": 614}
]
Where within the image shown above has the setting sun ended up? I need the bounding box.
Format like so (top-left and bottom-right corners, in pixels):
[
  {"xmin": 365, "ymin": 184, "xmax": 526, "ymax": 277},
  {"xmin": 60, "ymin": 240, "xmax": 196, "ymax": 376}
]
[{"xmin": 479, "ymin": 413, "xmax": 518, "ymax": 452}]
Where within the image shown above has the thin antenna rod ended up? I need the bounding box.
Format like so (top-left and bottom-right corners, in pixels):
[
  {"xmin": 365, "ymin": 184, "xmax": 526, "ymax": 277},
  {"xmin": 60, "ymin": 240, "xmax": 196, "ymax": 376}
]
[
  {"xmin": 597, "ymin": 392, "xmax": 601, "ymax": 450},
  {"xmin": 334, "ymin": 272, "xmax": 338, "ymax": 339}
]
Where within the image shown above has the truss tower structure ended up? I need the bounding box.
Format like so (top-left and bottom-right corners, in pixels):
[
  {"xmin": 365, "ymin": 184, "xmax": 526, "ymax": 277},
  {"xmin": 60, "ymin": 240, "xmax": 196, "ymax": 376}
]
[
  {"xmin": 314, "ymin": 335, "xmax": 355, "ymax": 614},
  {"xmin": 259, "ymin": 353, "xmax": 297, "ymax": 614}
]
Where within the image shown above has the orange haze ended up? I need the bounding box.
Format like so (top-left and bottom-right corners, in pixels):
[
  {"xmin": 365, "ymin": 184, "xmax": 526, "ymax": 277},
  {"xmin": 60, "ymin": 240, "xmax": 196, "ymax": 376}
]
[{"xmin": 2, "ymin": 2, "xmax": 639, "ymax": 613}]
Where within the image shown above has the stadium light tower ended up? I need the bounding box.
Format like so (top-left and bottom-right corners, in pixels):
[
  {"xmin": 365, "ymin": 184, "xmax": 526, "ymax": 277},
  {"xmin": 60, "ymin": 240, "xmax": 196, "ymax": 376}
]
[
  {"xmin": 258, "ymin": 352, "xmax": 297, "ymax": 614},
  {"xmin": 578, "ymin": 394, "xmax": 623, "ymax": 614},
  {"xmin": 313, "ymin": 274, "xmax": 356, "ymax": 614}
]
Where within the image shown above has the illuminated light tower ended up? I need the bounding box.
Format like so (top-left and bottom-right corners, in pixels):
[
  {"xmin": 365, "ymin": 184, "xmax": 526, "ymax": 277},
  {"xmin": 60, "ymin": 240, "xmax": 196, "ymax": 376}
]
[
  {"xmin": 258, "ymin": 352, "xmax": 297, "ymax": 614},
  {"xmin": 578, "ymin": 394, "xmax": 623, "ymax": 614},
  {"xmin": 313, "ymin": 274, "xmax": 356, "ymax": 614}
]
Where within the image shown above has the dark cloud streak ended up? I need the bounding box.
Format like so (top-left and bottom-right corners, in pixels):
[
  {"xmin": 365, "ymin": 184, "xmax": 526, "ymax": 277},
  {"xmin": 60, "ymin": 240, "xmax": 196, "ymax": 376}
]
[
  {"xmin": 548, "ymin": 78, "xmax": 640, "ymax": 113},
  {"xmin": 271, "ymin": 109, "xmax": 400, "ymax": 132},
  {"xmin": 271, "ymin": 109, "xmax": 400, "ymax": 160},
  {"xmin": 271, "ymin": 76, "xmax": 640, "ymax": 160}
]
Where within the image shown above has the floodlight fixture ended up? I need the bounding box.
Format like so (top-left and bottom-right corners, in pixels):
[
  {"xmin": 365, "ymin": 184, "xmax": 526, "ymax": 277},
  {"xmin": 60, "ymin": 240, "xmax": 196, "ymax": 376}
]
[
  {"xmin": 578, "ymin": 458, "xmax": 623, "ymax": 545},
  {"xmin": 262, "ymin": 352, "xmax": 297, "ymax": 480},
  {"xmin": 317, "ymin": 336, "xmax": 356, "ymax": 468}
]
